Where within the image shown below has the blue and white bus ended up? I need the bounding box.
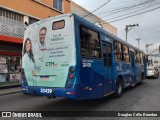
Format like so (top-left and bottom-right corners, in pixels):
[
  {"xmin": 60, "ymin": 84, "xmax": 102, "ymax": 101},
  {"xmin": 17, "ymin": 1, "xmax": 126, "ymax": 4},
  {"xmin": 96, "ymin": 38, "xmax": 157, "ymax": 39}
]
[{"xmin": 22, "ymin": 13, "xmax": 147, "ymax": 100}]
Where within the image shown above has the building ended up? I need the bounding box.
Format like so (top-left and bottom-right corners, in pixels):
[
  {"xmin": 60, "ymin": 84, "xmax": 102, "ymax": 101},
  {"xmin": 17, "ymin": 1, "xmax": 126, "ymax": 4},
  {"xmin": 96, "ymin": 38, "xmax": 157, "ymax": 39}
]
[
  {"xmin": 0, "ymin": 0, "xmax": 117, "ymax": 87},
  {"xmin": 0, "ymin": 0, "xmax": 71, "ymax": 86},
  {"xmin": 71, "ymin": 1, "xmax": 117, "ymax": 35}
]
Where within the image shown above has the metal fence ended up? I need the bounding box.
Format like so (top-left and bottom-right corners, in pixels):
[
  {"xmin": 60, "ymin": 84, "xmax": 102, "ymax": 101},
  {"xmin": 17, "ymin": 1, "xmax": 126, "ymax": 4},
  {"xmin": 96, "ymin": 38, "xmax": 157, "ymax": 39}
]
[{"xmin": 0, "ymin": 16, "xmax": 25, "ymax": 38}]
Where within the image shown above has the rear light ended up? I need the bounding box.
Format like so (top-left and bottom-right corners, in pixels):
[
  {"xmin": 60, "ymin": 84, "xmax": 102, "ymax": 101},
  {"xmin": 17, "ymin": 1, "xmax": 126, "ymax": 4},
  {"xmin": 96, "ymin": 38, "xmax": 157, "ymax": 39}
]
[
  {"xmin": 66, "ymin": 66, "xmax": 75, "ymax": 87},
  {"xmin": 66, "ymin": 80, "xmax": 72, "ymax": 86},
  {"xmin": 70, "ymin": 67, "xmax": 75, "ymax": 73},
  {"xmin": 66, "ymin": 92, "xmax": 76, "ymax": 94},
  {"xmin": 68, "ymin": 74, "xmax": 73, "ymax": 79}
]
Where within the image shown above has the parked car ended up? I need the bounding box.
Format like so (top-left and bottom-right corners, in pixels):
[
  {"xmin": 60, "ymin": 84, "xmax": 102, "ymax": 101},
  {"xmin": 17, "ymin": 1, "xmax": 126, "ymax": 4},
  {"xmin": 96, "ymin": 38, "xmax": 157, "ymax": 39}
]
[
  {"xmin": 147, "ymin": 66, "xmax": 159, "ymax": 78},
  {"xmin": 154, "ymin": 66, "xmax": 160, "ymax": 74}
]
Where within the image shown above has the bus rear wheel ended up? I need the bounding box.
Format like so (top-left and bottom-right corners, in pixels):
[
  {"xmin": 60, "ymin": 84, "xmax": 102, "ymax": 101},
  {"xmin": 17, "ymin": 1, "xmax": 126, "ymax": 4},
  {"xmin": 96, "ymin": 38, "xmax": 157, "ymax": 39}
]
[{"xmin": 114, "ymin": 77, "xmax": 123, "ymax": 98}]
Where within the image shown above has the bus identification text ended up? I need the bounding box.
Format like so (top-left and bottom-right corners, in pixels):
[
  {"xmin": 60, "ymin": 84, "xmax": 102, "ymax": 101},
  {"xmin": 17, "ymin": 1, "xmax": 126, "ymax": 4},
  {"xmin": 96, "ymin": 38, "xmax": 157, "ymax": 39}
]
[
  {"xmin": 40, "ymin": 88, "xmax": 52, "ymax": 94},
  {"xmin": 82, "ymin": 63, "xmax": 91, "ymax": 67}
]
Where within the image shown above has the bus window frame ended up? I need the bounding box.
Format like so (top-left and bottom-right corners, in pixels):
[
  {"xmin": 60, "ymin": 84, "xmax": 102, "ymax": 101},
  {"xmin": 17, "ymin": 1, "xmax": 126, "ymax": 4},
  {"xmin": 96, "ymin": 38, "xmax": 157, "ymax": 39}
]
[
  {"xmin": 122, "ymin": 44, "xmax": 130, "ymax": 63},
  {"xmin": 114, "ymin": 41, "xmax": 122, "ymax": 62},
  {"xmin": 52, "ymin": 20, "xmax": 65, "ymax": 30},
  {"xmin": 79, "ymin": 24, "xmax": 101, "ymax": 59},
  {"xmin": 114, "ymin": 41, "xmax": 130, "ymax": 63}
]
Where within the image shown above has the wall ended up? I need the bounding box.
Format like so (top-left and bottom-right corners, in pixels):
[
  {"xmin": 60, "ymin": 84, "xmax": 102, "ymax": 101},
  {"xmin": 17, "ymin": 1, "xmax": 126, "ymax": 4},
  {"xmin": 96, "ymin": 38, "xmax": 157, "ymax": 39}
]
[
  {"xmin": 71, "ymin": 1, "xmax": 117, "ymax": 35},
  {"xmin": 0, "ymin": 0, "xmax": 71, "ymax": 19}
]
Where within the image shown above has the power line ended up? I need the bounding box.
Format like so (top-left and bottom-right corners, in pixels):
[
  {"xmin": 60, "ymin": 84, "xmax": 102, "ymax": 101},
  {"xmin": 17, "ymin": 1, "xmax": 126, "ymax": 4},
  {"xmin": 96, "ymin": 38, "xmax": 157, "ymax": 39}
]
[
  {"xmin": 80, "ymin": 0, "xmax": 108, "ymax": 7},
  {"xmin": 101, "ymin": 6, "xmax": 160, "ymax": 23},
  {"xmin": 95, "ymin": 0, "xmax": 156, "ymax": 15},
  {"xmin": 132, "ymin": 28, "xmax": 142, "ymax": 39},
  {"xmin": 83, "ymin": 0, "xmax": 111, "ymax": 18},
  {"xmin": 102, "ymin": 3, "xmax": 160, "ymax": 21},
  {"xmin": 94, "ymin": 0, "xmax": 158, "ymax": 20},
  {"xmin": 131, "ymin": 0, "xmax": 152, "ymax": 24},
  {"xmin": 81, "ymin": 0, "xmax": 140, "ymax": 10},
  {"xmin": 137, "ymin": 26, "xmax": 147, "ymax": 39},
  {"xmin": 91, "ymin": 0, "xmax": 159, "ymax": 24},
  {"xmin": 137, "ymin": 0, "xmax": 157, "ymax": 23}
]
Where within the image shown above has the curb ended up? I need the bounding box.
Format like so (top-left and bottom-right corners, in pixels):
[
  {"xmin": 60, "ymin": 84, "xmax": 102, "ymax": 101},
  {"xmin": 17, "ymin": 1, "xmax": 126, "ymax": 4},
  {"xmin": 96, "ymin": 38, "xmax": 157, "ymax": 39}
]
[
  {"xmin": 0, "ymin": 90, "xmax": 22, "ymax": 96},
  {"xmin": 0, "ymin": 85, "xmax": 21, "ymax": 89}
]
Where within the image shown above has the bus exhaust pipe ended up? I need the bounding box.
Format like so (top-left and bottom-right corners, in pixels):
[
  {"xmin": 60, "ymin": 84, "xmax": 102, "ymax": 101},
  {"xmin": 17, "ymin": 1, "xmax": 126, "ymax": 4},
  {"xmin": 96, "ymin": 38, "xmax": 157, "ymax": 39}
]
[
  {"xmin": 53, "ymin": 96, "xmax": 56, "ymax": 98},
  {"xmin": 47, "ymin": 96, "xmax": 52, "ymax": 99},
  {"xmin": 47, "ymin": 96, "xmax": 56, "ymax": 99}
]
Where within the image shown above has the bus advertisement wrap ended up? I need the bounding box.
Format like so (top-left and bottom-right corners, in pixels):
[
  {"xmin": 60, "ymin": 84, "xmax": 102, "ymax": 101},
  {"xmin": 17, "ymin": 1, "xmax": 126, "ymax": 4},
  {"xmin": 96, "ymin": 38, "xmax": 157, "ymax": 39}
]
[{"xmin": 22, "ymin": 16, "xmax": 75, "ymax": 88}]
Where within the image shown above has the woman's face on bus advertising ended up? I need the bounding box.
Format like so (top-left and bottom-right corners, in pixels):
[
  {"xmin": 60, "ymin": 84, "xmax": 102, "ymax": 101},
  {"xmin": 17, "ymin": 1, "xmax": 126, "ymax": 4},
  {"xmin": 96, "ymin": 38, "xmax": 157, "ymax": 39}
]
[{"xmin": 26, "ymin": 40, "xmax": 31, "ymax": 52}]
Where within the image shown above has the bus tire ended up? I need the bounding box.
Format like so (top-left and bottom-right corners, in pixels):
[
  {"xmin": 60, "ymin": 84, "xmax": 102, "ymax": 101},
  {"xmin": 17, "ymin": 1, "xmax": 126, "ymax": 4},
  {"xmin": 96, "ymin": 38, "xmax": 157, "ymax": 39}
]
[{"xmin": 114, "ymin": 77, "xmax": 123, "ymax": 98}]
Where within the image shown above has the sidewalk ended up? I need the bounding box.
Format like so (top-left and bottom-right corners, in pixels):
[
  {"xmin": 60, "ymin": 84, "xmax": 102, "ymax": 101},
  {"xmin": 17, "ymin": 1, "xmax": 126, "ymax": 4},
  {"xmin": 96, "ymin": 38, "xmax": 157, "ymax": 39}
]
[{"xmin": 0, "ymin": 87, "xmax": 22, "ymax": 96}]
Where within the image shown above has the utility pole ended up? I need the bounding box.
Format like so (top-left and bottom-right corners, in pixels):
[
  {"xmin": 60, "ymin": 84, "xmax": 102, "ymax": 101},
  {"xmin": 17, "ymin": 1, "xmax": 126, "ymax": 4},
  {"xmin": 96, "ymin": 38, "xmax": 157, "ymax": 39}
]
[
  {"xmin": 136, "ymin": 38, "xmax": 141, "ymax": 49},
  {"xmin": 125, "ymin": 24, "xmax": 139, "ymax": 42},
  {"xmin": 145, "ymin": 43, "xmax": 152, "ymax": 66},
  {"xmin": 145, "ymin": 44, "xmax": 152, "ymax": 56}
]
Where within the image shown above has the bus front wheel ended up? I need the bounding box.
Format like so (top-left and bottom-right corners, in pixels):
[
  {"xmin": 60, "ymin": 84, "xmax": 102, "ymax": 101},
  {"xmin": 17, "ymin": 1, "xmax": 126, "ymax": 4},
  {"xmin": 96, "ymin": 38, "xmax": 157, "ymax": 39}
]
[{"xmin": 114, "ymin": 77, "xmax": 123, "ymax": 98}]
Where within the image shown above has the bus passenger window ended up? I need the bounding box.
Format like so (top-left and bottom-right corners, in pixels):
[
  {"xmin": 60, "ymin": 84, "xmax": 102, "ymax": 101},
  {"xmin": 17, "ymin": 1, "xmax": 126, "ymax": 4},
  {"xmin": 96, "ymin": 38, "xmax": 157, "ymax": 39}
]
[
  {"xmin": 52, "ymin": 20, "xmax": 65, "ymax": 30},
  {"xmin": 81, "ymin": 51, "xmax": 85, "ymax": 56},
  {"xmin": 108, "ymin": 45, "xmax": 112, "ymax": 66},
  {"xmin": 135, "ymin": 51, "xmax": 140, "ymax": 63},
  {"xmin": 125, "ymin": 54, "xmax": 130, "ymax": 62},
  {"xmin": 140, "ymin": 52, "xmax": 143, "ymax": 64},
  {"xmin": 114, "ymin": 42, "xmax": 122, "ymax": 61},
  {"xmin": 102, "ymin": 44, "xmax": 107, "ymax": 66},
  {"xmin": 122, "ymin": 45, "xmax": 130, "ymax": 62},
  {"xmin": 80, "ymin": 26, "xmax": 101, "ymax": 58},
  {"xmin": 129, "ymin": 51, "xmax": 134, "ymax": 67}
]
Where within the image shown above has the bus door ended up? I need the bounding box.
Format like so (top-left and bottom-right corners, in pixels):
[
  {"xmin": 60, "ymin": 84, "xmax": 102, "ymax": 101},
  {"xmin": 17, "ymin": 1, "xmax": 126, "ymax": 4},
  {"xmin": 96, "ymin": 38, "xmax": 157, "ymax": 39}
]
[
  {"xmin": 130, "ymin": 51, "xmax": 136, "ymax": 82},
  {"xmin": 102, "ymin": 42, "xmax": 113, "ymax": 94}
]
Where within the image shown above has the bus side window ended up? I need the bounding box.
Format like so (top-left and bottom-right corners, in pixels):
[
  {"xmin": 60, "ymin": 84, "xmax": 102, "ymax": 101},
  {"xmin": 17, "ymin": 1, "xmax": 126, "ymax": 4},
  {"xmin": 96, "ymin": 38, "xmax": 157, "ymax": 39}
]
[
  {"xmin": 140, "ymin": 52, "xmax": 143, "ymax": 64},
  {"xmin": 129, "ymin": 51, "xmax": 134, "ymax": 67},
  {"xmin": 107, "ymin": 45, "xmax": 112, "ymax": 66},
  {"xmin": 80, "ymin": 25, "xmax": 101, "ymax": 58},
  {"xmin": 102, "ymin": 44, "xmax": 107, "ymax": 67},
  {"xmin": 114, "ymin": 41, "xmax": 122, "ymax": 61},
  {"xmin": 135, "ymin": 50, "xmax": 140, "ymax": 63},
  {"xmin": 123, "ymin": 45, "xmax": 130, "ymax": 62}
]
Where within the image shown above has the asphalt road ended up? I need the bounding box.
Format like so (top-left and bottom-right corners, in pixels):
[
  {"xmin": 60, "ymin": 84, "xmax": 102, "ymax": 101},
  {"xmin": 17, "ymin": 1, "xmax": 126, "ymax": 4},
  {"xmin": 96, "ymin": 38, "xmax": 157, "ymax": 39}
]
[{"xmin": 0, "ymin": 77, "xmax": 160, "ymax": 120}]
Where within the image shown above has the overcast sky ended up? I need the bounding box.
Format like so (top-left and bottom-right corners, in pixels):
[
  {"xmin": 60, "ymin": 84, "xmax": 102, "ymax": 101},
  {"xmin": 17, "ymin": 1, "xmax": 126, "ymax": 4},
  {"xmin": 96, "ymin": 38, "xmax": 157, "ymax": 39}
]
[{"xmin": 72, "ymin": 0, "xmax": 160, "ymax": 55}]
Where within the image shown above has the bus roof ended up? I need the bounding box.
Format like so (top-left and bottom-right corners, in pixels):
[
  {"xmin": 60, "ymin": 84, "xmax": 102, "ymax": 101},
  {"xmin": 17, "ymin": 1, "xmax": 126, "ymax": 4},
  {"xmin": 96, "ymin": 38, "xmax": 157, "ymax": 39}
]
[
  {"xmin": 72, "ymin": 13, "xmax": 145, "ymax": 53},
  {"xmin": 26, "ymin": 13, "xmax": 144, "ymax": 53}
]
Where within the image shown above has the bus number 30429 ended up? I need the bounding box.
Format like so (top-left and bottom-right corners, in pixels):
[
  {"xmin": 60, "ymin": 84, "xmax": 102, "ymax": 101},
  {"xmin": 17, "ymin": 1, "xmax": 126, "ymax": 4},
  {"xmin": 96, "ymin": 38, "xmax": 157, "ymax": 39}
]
[{"xmin": 40, "ymin": 88, "xmax": 52, "ymax": 94}]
